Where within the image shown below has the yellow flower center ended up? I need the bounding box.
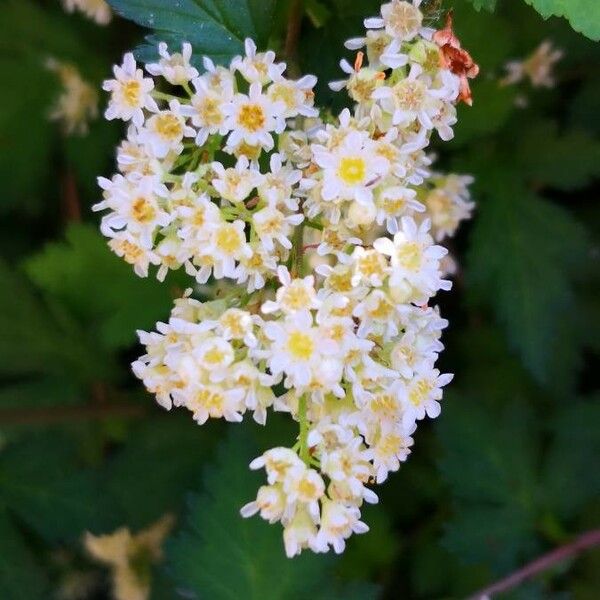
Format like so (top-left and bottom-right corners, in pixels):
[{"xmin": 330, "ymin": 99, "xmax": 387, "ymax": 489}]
[
  {"xmin": 386, "ymin": 2, "xmax": 422, "ymax": 38},
  {"xmin": 396, "ymin": 242, "xmax": 422, "ymax": 271},
  {"xmin": 298, "ymin": 478, "xmax": 319, "ymax": 499},
  {"xmin": 377, "ymin": 433, "xmax": 402, "ymax": 458},
  {"xmin": 121, "ymin": 80, "xmax": 141, "ymax": 106},
  {"xmin": 393, "ymin": 79, "xmax": 426, "ymax": 111},
  {"xmin": 114, "ymin": 239, "xmax": 143, "ymax": 263},
  {"xmin": 215, "ymin": 225, "xmax": 242, "ymax": 254},
  {"xmin": 358, "ymin": 251, "xmax": 386, "ymax": 277},
  {"xmin": 153, "ymin": 113, "xmax": 182, "ymax": 140},
  {"xmin": 409, "ymin": 379, "xmax": 433, "ymax": 406},
  {"xmin": 203, "ymin": 346, "xmax": 226, "ymax": 364},
  {"xmin": 270, "ymin": 83, "xmax": 296, "ymax": 110},
  {"xmin": 337, "ymin": 156, "xmax": 367, "ymax": 185},
  {"xmin": 238, "ymin": 103, "xmax": 266, "ymax": 132},
  {"xmin": 287, "ymin": 330, "xmax": 314, "ymax": 360},
  {"xmin": 131, "ymin": 197, "xmax": 156, "ymax": 223},
  {"xmin": 282, "ymin": 285, "xmax": 310, "ymax": 311},
  {"xmin": 197, "ymin": 97, "xmax": 223, "ymax": 126}
]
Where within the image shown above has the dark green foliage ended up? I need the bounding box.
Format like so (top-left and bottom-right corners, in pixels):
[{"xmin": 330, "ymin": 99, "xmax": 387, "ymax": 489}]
[
  {"xmin": 0, "ymin": 512, "xmax": 47, "ymax": 600},
  {"xmin": 168, "ymin": 431, "xmax": 380, "ymax": 599},
  {"xmin": 0, "ymin": 0, "xmax": 599, "ymax": 599},
  {"xmin": 108, "ymin": 0, "xmax": 277, "ymax": 66},
  {"xmin": 24, "ymin": 224, "xmax": 177, "ymax": 350}
]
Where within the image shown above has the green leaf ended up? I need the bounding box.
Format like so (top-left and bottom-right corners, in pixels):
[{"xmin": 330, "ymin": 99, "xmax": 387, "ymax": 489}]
[
  {"xmin": 466, "ymin": 175, "xmax": 589, "ymax": 390},
  {"xmin": 0, "ymin": 511, "xmax": 47, "ymax": 600},
  {"xmin": 299, "ymin": 0, "xmax": 384, "ymax": 110},
  {"xmin": 452, "ymin": 80, "xmax": 516, "ymax": 146},
  {"xmin": 108, "ymin": 0, "xmax": 277, "ymax": 67},
  {"xmin": 167, "ymin": 431, "xmax": 376, "ymax": 599},
  {"xmin": 0, "ymin": 378, "xmax": 80, "ymax": 410},
  {"xmin": 104, "ymin": 416, "xmax": 219, "ymax": 529},
  {"xmin": 438, "ymin": 398, "xmax": 540, "ymax": 572},
  {"xmin": 0, "ymin": 259, "xmax": 100, "ymax": 382},
  {"xmin": 524, "ymin": 0, "xmax": 600, "ymax": 41},
  {"xmin": 23, "ymin": 224, "xmax": 176, "ymax": 350},
  {"xmin": 468, "ymin": 0, "xmax": 497, "ymax": 9},
  {"xmin": 515, "ymin": 120, "xmax": 600, "ymax": 191},
  {"xmin": 0, "ymin": 0, "xmax": 109, "ymax": 213},
  {"xmin": 541, "ymin": 397, "xmax": 600, "ymax": 518},
  {"xmin": 0, "ymin": 433, "xmax": 112, "ymax": 542}
]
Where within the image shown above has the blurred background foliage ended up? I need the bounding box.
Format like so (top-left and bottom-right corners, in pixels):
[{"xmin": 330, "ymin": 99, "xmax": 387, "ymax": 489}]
[{"xmin": 0, "ymin": 0, "xmax": 599, "ymax": 598}]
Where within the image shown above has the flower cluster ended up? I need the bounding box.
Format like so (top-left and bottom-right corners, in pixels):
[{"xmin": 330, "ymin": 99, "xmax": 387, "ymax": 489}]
[
  {"xmin": 46, "ymin": 58, "xmax": 99, "ymax": 135},
  {"xmin": 61, "ymin": 0, "xmax": 111, "ymax": 25},
  {"xmin": 97, "ymin": 0, "xmax": 477, "ymax": 557}
]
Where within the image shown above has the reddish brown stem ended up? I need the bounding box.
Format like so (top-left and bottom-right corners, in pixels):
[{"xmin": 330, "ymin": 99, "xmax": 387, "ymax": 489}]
[
  {"xmin": 468, "ymin": 528, "xmax": 600, "ymax": 599},
  {"xmin": 0, "ymin": 403, "xmax": 147, "ymax": 426},
  {"xmin": 61, "ymin": 167, "xmax": 81, "ymax": 223},
  {"xmin": 284, "ymin": 0, "xmax": 303, "ymax": 76}
]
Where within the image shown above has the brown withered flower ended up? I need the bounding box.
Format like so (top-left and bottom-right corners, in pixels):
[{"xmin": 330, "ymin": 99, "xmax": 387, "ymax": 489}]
[{"xmin": 433, "ymin": 11, "xmax": 479, "ymax": 106}]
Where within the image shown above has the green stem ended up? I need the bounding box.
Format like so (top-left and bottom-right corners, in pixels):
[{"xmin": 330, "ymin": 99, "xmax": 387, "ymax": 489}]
[
  {"xmin": 291, "ymin": 220, "xmax": 305, "ymax": 278},
  {"xmin": 297, "ymin": 394, "xmax": 310, "ymax": 465}
]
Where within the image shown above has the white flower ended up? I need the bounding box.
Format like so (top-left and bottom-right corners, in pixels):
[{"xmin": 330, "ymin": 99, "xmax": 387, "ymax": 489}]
[
  {"xmin": 366, "ymin": 420, "xmax": 415, "ymax": 483},
  {"xmin": 107, "ymin": 231, "xmax": 159, "ymax": 277},
  {"xmin": 316, "ymin": 500, "xmax": 368, "ymax": 553},
  {"xmin": 249, "ymin": 447, "xmax": 304, "ymax": 484},
  {"xmin": 183, "ymin": 75, "xmax": 233, "ymax": 145},
  {"xmin": 103, "ymin": 53, "xmax": 157, "ymax": 126},
  {"xmin": 268, "ymin": 74, "xmax": 318, "ymax": 118},
  {"xmin": 62, "ymin": 0, "xmax": 111, "ymax": 25},
  {"xmin": 240, "ymin": 485, "xmax": 287, "ymax": 523},
  {"xmin": 211, "ymin": 156, "xmax": 263, "ymax": 203},
  {"xmin": 283, "ymin": 507, "xmax": 319, "ymax": 557},
  {"xmin": 400, "ymin": 364, "xmax": 453, "ymax": 423},
  {"xmin": 253, "ymin": 206, "xmax": 303, "ymax": 252},
  {"xmin": 375, "ymin": 185, "xmax": 425, "ymax": 234},
  {"xmin": 138, "ymin": 100, "xmax": 195, "ymax": 158},
  {"xmin": 262, "ymin": 267, "xmax": 320, "ymax": 314},
  {"xmin": 224, "ymin": 82, "xmax": 286, "ymax": 151},
  {"xmin": 146, "ymin": 42, "xmax": 199, "ymax": 85},
  {"xmin": 350, "ymin": 247, "xmax": 389, "ymax": 287},
  {"xmin": 373, "ymin": 217, "xmax": 450, "ymax": 302},
  {"xmin": 201, "ymin": 220, "xmax": 251, "ymax": 279},
  {"xmin": 232, "ymin": 38, "xmax": 285, "ymax": 85},
  {"xmin": 183, "ymin": 384, "xmax": 245, "ymax": 424},
  {"xmin": 257, "ymin": 153, "xmax": 302, "ymax": 210},
  {"xmin": 313, "ymin": 130, "xmax": 387, "ymax": 206},
  {"xmin": 194, "ymin": 336, "xmax": 235, "ymax": 381},
  {"xmin": 234, "ymin": 243, "xmax": 278, "ymax": 292},
  {"xmin": 263, "ymin": 311, "xmax": 337, "ymax": 387},
  {"xmin": 95, "ymin": 175, "xmax": 171, "ymax": 248},
  {"xmin": 365, "ymin": 0, "xmax": 425, "ymax": 43},
  {"xmin": 282, "ymin": 466, "xmax": 325, "ymax": 522}
]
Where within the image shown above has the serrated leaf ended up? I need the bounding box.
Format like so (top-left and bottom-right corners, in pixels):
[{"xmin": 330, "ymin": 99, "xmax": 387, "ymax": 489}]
[
  {"xmin": 515, "ymin": 120, "xmax": 600, "ymax": 191},
  {"xmin": 541, "ymin": 397, "xmax": 600, "ymax": 518},
  {"xmin": 0, "ymin": 511, "xmax": 47, "ymax": 600},
  {"xmin": 438, "ymin": 399, "xmax": 540, "ymax": 572},
  {"xmin": 108, "ymin": 0, "xmax": 276, "ymax": 67},
  {"xmin": 466, "ymin": 176, "xmax": 590, "ymax": 390},
  {"xmin": 0, "ymin": 0, "xmax": 109, "ymax": 213},
  {"xmin": 452, "ymin": 80, "xmax": 516, "ymax": 146},
  {"xmin": 104, "ymin": 416, "xmax": 219, "ymax": 529},
  {"xmin": 524, "ymin": 0, "xmax": 600, "ymax": 41},
  {"xmin": 167, "ymin": 431, "xmax": 376, "ymax": 599},
  {"xmin": 23, "ymin": 224, "xmax": 176, "ymax": 350},
  {"xmin": 0, "ymin": 259, "xmax": 100, "ymax": 382},
  {"xmin": 468, "ymin": 0, "xmax": 497, "ymax": 10},
  {"xmin": 443, "ymin": 504, "xmax": 538, "ymax": 574},
  {"xmin": 0, "ymin": 433, "xmax": 112, "ymax": 542}
]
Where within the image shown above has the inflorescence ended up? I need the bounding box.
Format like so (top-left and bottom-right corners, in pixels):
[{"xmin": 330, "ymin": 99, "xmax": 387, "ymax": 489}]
[{"xmin": 95, "ymin": 0, "xmax": 477, "ymax": 557}]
